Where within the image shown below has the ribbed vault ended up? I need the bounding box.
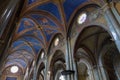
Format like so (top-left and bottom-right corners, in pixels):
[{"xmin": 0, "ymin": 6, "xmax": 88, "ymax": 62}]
[{"xmin": 3, "ymin": 0, "xmax": 88, "ymax": 74}]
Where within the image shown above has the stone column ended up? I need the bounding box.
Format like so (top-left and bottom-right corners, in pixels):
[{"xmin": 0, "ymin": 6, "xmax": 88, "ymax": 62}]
[
  {"xmin": 68, "ymin": 37, "xmax": 76, "ymax": 80},
  {"xmin": 110, "ymin": 2, "xmax": 120, "ymax": 25},
  {"xmin": 0, "ymin": 0, "xmax": 23, "ymax": 77},
  {"xmin": 65, "ymin": 38, "xmax": 71, "ymax": 80},
  {"xmin": 91, "ymin": 65, "xmax": 101, "ymax": 80},
  {"xmin": 53, "ymin": 0, "xmax": 72, "ymax": 79},
  {"xmin": 87, "ymin": 68, "xmax": 94, "ymax": 80},
  {"xmin": 45, "ymin": 59, "xmax": 48, "ymax": 80},
  {"xmin": 90, "ymin": 65, "xmax": 109, "ymax": 80},
  {"xmin": 102, "ymin": 2, "xmax": 120, "ymax": 52},
  {"xmin": 0, "ymin": 0, "xmax": 20, "ymax": 37},
  {"xmin": 73, "ymin": 60, "xmax": 78, "ymax": 80},
  {"xmin": 60, "ymin": 37, "xmax": 76, "ymax": 80},
  {"xmin": 33, "ymin": 66, "xmax": 37, "ymax": 80},
  {"xmin": 98, "ymin": 66, "xmax": 109, "ymax": 80},
  {"xmin": 32, "ymin": 60, "xmax": 37, "ymax": 80}
]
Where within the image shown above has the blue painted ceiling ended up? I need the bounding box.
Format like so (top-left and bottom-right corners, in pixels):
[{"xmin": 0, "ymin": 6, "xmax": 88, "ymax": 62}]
[
  {"xmin": 28, "ymin": 0, "xmax": 37, "ymax": 4},
  {"xmin": 34, "ymin": 2, "xmax": 61, "ymax": 21},
  {"xmin": 5, "ymin": 0, "xmax": 88, "ymax": 71},
  {"xmin": 63, "ymin": 0, "xmax": 87, "ymax": 22}
]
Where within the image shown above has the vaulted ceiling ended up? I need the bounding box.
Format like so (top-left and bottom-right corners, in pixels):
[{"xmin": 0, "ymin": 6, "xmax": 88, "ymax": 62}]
[{"xmin": 3, "ymin": 0, "xmax": 88, "ymax": 73}]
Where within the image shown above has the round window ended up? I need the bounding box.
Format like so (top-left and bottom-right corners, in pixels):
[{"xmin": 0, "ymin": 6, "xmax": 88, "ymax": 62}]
[
  {"xmin": 10, "ymin": 66, "xmax": 19, "ymax": 73},
  {"xmin": 77, "ymin": 13, "xmax": 87, "ymax": 24}
]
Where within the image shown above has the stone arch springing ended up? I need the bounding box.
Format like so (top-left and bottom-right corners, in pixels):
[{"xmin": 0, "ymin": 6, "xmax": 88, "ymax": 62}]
[
  {"xmin": 36, "ymin": 62, "xmax": 45, "ymax": 80},
  {"xmin": 67, "ymin": 3, "xmax": 101, "ymax": 38},
  {"xmin": 36, "ymin": 49, "xmax": 45, "ymax": 65},
  {"xmin": 47, "ymin": 33, "xmax": 64, "ymax": 55},
  {"xmin": 99, "ymin": 40, "xmax": 120, "ymax": 80},
  {"xmin": 74, "ymin": 25, "xmax": 120, "ymax": 80},
  {"xmin": 75, "ymin": 47, "xmax": 94, "ymax": 80},
  {"xmin": 49, "ymin": 50, "xmax": 66, "ymax": 80}
]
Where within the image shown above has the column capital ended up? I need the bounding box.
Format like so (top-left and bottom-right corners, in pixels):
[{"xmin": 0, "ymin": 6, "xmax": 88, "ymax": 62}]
[{"xmin": 100, "ymin": 3, "xmax": 109, "ymax": 13}]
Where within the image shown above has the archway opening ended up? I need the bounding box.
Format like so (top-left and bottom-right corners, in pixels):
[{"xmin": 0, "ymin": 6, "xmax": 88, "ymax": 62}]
[
  {"xmin": 49, "ymin": 50, "xmax": 66, "ymax": 80},
  {"xmin": 77, "ymin": 63, "xmax": 88, "ymax": 80},
  {"xmin": 102, "ymin": 44, "xmax": 120, "ymax": 80},
  {"xmin": 37, "ymin": 62, "xmax": 45, "ymax": 80},
  {"xmin": 74, "ymin": 26, "xmax": 120, "ymax": 80}
]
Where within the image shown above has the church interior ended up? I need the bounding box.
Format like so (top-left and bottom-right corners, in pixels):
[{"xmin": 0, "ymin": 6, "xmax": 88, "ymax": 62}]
[{"xmin": 0, "ymin": 0, "xmax": 120, "ymax": 80}]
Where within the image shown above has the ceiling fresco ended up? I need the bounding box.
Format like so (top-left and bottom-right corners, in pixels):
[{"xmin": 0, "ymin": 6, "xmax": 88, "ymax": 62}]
[
  {"xmin": 28, "ymin": 0, "xmax": 37, "ymax": 4},
  {"xmin": 63, "ymin": 0, "xmax": 87, "ymax": 21},
  {"xmin": 4, "ymin": 0, "xmax": 88, "ymax": 73},
  {"xmin": 34, "ymin": 2, "xmax": 61, "ymax": 21}
]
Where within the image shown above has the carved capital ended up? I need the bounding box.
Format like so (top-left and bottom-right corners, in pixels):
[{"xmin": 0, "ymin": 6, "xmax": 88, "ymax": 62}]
[{"xmin": 100, "ymin": 3, "xmax": 109, "ymax": 13}]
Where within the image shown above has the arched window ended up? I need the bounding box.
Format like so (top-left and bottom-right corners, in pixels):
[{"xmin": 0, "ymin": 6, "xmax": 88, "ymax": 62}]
[
  {"xmin": 10, "ymin": 66, "xmax": 19, "ymax": 73},
  {"xmin": 76, "ymin": 58, "xmax": 94, "ymax": 80},
  {"xmin": 54, "ymin": 37, "xmax": 60, "ymax": 46},
  {"xmin": 77, "ymin": 12, "xmax": 87, "ymax": 24},
  {"xmin": 41, "ymin": 51, "xmax": 45, "ymax": 59}
]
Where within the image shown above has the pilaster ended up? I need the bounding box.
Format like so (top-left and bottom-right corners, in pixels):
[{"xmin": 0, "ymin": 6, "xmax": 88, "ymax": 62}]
[{"xmin": 101, "ymin": 1, "xmax": 120, "ymax": 52}]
